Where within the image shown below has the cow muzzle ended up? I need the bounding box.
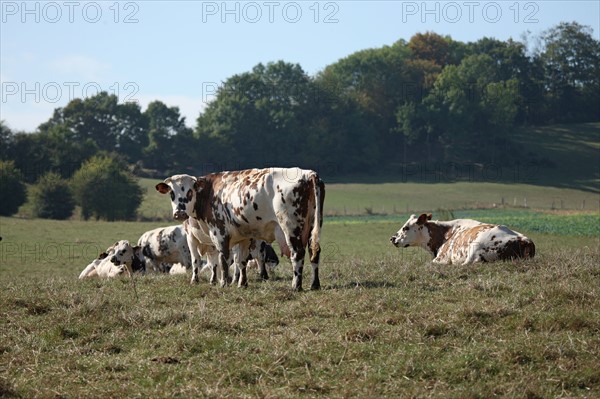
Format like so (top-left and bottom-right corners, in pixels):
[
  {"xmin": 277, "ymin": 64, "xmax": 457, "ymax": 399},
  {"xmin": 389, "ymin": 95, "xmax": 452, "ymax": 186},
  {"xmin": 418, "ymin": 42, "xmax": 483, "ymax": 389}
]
[
  {"xmin": 173, "ymin": 211, "xmax": 189, "ymax": 221},
  {"xmin": 390, "ymin": 236, "xmax": 406, "ymax": 248}
]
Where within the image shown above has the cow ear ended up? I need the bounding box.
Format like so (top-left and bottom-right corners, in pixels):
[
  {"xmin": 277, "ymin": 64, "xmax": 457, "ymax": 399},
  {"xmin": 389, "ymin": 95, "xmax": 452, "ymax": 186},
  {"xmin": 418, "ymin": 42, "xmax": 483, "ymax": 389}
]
[
  {"xmin": 156, "ymin": 182, "xmax": 171, "ymax": 194},
  {"xmin": 194, "ymin": 177, "xmax": 207, "ymax": 191},
  {"xmin": 416, "ymin": 213, "xmax": 429, "ymax": 225},
  {"xmin": 427, "ymin": 213, "xmax": 433, "ymax": 220}
]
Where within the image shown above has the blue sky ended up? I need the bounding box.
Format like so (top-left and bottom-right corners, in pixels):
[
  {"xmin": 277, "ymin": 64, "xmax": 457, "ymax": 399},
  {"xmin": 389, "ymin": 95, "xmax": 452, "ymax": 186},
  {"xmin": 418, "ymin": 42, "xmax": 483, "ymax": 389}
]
[{"xmin": 1, "ymin": 1, "xmax": 599, "ymax": 132}]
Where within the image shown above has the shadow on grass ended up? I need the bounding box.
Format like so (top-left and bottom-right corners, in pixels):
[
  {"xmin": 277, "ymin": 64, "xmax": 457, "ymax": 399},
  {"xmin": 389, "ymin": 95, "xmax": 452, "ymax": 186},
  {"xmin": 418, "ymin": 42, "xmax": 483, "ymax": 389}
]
[{"xmin": 326, "ymin": 280, "xmax": 398, "ymax": 290}]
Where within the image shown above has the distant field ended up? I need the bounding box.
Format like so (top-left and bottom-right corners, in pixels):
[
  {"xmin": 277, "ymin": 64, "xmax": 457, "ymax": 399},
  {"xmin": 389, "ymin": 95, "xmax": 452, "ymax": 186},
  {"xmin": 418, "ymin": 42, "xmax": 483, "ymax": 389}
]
[
  {"xmin": 511, "ymin": 122, "xmax": 599, "ymax": 192},
  {"xmin": 137, "ymin": 178, "xmax": 600, "ymax": 222}
]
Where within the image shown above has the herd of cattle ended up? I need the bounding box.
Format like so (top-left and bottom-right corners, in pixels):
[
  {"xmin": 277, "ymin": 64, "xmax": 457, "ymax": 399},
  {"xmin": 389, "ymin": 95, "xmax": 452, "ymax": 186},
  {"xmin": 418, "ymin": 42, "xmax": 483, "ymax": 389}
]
[{"xmin": 78, "ymin": 167, "xmax": 535, "ymax": 289}]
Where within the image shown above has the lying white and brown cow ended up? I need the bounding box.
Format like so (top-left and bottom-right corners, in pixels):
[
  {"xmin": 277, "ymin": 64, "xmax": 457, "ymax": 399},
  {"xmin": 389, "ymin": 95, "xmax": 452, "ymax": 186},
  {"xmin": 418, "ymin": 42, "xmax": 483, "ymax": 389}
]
[
  {"xmin": 390, "ymin": 213, "xmax": 535, "ymax": 264},
  {"xmin": 137, "ymin": 225, "xmax": 192, "ymax": 273},
  {"xmin": 157, "ymin": 167, "xmax": 324, "ymax": 290},
  {"xmin": 78, "ymin": 240, "xmax": 145, "ymax": 279}
]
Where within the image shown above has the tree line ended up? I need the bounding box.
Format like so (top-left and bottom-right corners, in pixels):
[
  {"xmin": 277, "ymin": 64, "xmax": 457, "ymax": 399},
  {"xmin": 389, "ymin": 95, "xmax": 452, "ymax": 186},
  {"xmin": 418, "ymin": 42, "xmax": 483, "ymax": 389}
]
[{"xmin": 1, "ymin": 21, "xmax": 598, "ymax": 185}]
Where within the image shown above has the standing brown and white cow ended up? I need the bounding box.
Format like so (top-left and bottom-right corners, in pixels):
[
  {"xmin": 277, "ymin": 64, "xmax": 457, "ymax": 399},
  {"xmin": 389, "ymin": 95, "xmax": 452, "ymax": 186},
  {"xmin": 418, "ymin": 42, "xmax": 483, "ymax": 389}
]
[
  {"xmin": 156, "ymin": 168, "xmax": 325, "ymax": 290},
  {"xmin": 390, "ymin": 213, "xmax": 535, "ymax": 264}
]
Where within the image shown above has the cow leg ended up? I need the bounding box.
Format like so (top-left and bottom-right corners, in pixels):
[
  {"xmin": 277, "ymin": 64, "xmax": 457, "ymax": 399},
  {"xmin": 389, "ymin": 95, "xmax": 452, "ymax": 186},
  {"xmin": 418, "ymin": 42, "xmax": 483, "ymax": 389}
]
[
  {"xmin": 231, "ymin": 245, "xmax": 241, "ymax": 286},
  {"xmin": 291, "ymin": 257, "xmax": 304, "ymax": 291},
  {"xmin": 290, "ymin": 245, "xmax": 306, "ymax": 291},
  {"xmin": 308, "ymin": 239, "xmax": 321, "ymax": 290},
  {"xmin": 187, "ymin": 238, "xmax": 202, "ymax": 284},
  {"xmin": 232, "ymin": 262, "xmax": 240, "ymax": 286},
  {"xmin": 206, "ymin": 251, "xmax": 218, "ymax": 285},
  {"xmin": 259, "ymin": 259, "xmax": 269, "ymax": 280},
  {"xmin": 233, "ymin": 242, "xmax": 250, "ymax": 288},
  {"xmin": 256, "ymin": 241, "xmax": 269, "ymax": 280},
  {"xmin": 218, "ymin": 248, "xmax": 231, "ymax": 287},
  {"xmin": 238, "ymin": 259, "xmax": 248, "ymax": 288}
]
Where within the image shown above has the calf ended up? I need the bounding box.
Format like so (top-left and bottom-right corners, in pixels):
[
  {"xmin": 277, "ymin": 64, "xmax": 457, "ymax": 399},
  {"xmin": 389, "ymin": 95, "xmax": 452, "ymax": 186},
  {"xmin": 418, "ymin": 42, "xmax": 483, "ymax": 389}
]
[
  {"xmin": 390, "ymin": 213, "xmax": 535, "ymax": 264},
  {"xmin": 183, "ymin": 216, "xmax": 279, "ymax": 285},
  {"xmin": 78, "ymin": 240, "xmax": 145, "ymax": 279},
  {"xmin": 247, "ymin": 239, "xmax": 280, "ymax": 273},
  {"xmin": 232, "ymin": 239, "xmax": 280, "ymax": 283},
  {"xmin": 109, "ymin": 240, "xmax": 146, "ymax": 275},
  {"xmin": 157, "ymin": 168, "xmax": 324, "ymax": 290},
  {"xmin": 137, "ymin": 225, "xmax": 192, "ymax": 273},
  {"xmin": 78, "ymin": 251, "xmax": 125, "ymax": 279}
]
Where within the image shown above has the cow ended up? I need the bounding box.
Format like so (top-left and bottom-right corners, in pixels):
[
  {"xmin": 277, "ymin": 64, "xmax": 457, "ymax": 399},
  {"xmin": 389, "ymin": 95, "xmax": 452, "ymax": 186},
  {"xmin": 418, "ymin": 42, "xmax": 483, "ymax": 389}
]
[
  {"xmin": 247, "ymin": 239, "xmax": 280, "ymax": 273},
  {"xmin": 78, "ymin": 240, "xmax": 145, "ymax": 279},
  {"xmin": 390, "ymin": 213, "xmax": 535, "ymax": 264},
  {"xmin": 109, "ymin": 240, "xmax": 146, "ymax": 275},
  {"xmin": 169, "ymin": 263, "xmax": 188, "ymax": 275},
  {"xmin": 137, "ymin": 225, "xmax": 192, "ymax": 273},
  {"xmin": 78, "ymin": 251, "xmax": 125, "ymax": 279},
  {"xmin": 232, "ymin": 239, "xmax": 280, "ymax": 283},
  {"xmin": 182, "ymin": 218, "xmax": 279, "ymax": 285},
  {"xmin": 156, "ymin": 167, "xmax": 325, "ymax": 290}
]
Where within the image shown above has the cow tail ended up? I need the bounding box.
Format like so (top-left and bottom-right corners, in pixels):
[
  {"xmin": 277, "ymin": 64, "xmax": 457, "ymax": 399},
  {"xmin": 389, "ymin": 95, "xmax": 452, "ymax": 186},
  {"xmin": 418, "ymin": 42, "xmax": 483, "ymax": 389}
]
[{"xmin": 310, "ymin": 173, "xmax": 325, "ymax": 257}]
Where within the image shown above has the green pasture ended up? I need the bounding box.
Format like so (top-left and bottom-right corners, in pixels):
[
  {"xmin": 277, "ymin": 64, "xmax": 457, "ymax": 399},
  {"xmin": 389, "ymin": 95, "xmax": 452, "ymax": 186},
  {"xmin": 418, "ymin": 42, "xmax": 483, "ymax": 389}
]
[
  {"xmin": 1, "ymin": 207, "xmax": 598, "ymax": 279},
  {"xmin": 137, "ymin": 177, "xmax": 599, "ymax": 222},
  {"xmin": 2, "ymin": 118, "xmax": 599, "ymax": 397},
  {"xmin": 511, "ymin": 122, "xmax": 599, "ymax": 192},
  {"xmin": 1, "ymin": 213, "xmax": 599, "ymax": 398}
]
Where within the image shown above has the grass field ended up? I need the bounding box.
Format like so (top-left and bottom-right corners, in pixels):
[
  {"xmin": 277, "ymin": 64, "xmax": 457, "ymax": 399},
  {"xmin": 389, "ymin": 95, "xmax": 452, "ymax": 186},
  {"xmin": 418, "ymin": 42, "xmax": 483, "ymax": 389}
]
[
  {"xmin": 1, "ymin": 210, "xmax": 599, "ymax": 398},
  {"xmin": 2, "ymin": 122, "xmax": 599, "ymax": 397},
  {"xmin": 137, "ymin": 178, "xmax": 600, "ymax": 221}
]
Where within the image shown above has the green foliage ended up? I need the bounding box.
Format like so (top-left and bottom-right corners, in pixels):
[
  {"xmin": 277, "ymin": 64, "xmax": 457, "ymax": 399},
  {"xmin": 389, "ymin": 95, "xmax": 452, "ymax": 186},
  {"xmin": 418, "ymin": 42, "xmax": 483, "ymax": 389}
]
[
  {"xmin": 143, "ymin": 101, "xmax": 194, "ymax": 171},
  {"xmin": 0, "ymin": 120, "xmax": 13, "ymax": 160},
  {"xmin": 71, "ymin": 155, "xmax": 143, "ymax": 221},
  {"xmin": 539, "ymin": 22, "xmax": 600, "ymax": 123},
  {"xmin": 197, "ymin": 61, "xmax": 359, "ymax": 169},
  {"xmin": 0, "ymin": 160, "xmax": 27, "ymax": 216},
  {"xmin": 39, "ymin": 92, "xmax": 148, "ymax": 162},
  {"xmin": 408, "ymin": 31, "xmax": 452, "ymax": 66},
  {"xmin": 30, "ymin": 172, "xmax": 75, "ymax": 220},
  {"xmin": 1, "ymin": 23, "xmax": 598, "ymax": 179},
  {"xmin": 421, "ymin": 54, "xmax": 521, "ymax": 162}
]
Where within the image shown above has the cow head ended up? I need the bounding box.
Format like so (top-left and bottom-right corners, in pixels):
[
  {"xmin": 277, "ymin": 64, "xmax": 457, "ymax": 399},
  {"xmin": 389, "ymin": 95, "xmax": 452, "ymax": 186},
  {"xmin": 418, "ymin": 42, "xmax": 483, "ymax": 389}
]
[
  {"xmin": 110, "ymin": 240, "xmax": 145, "ymax": 274},
  {"xmin": 156, "ymin": 174, "xmax": 203, "ymax": 221},
  {"xmin": 390, "ymin": 213, "xmax": 432, "ymax": 248}
]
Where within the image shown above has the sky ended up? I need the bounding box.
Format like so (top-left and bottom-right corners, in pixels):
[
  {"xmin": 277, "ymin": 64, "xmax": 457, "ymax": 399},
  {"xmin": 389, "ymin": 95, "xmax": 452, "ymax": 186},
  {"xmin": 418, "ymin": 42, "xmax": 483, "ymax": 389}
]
[{"xmin": 1, "ymin": 1, "xmax": 599, "ymax": 132}]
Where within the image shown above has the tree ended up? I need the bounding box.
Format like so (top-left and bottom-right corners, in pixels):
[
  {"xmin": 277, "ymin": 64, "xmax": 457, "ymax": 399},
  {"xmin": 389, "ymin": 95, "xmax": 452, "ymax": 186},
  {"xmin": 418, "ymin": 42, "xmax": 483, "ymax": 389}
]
[
  {"xmin": 71, "ymin": 155, "xmax": 143, "ymax": 221},
  {"xmin": 408, "ymin": 32, "xmax": 451, "ymax": 67},
  {"xmin": 317, "ymin": 42, "xmax": 418, "ymax": 166},
  {"xmin": 143, "ymin": 101, "xmax": 193, "ymax": 171},
  {"xmin": 0, "ymin": 161, "xmax": 27, "ymax": 216},
  {"xmin": 5, "ymin": 126, "xmax": 98, "ymax": 183},
  {"xmin": 30, "ymin": 172, "xmax": 75, "ymax": 220},
  {"xmin": 0, "ymin": 121, "xmax": 14, "ymax": 160},
  {"xmin": 197, "ymin": 61, "xmax": 322, "ymax": 169},
  {"xmin": 39, "ymin": 92, "xmax": 148, "ymax": 161},
  {"xmin": 420, "ymin": 54, "xmax": 520, "ymax": 162},
  {"xmin": 538, "ymin": 22, "xmax": 600, "ymax": 123}
]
